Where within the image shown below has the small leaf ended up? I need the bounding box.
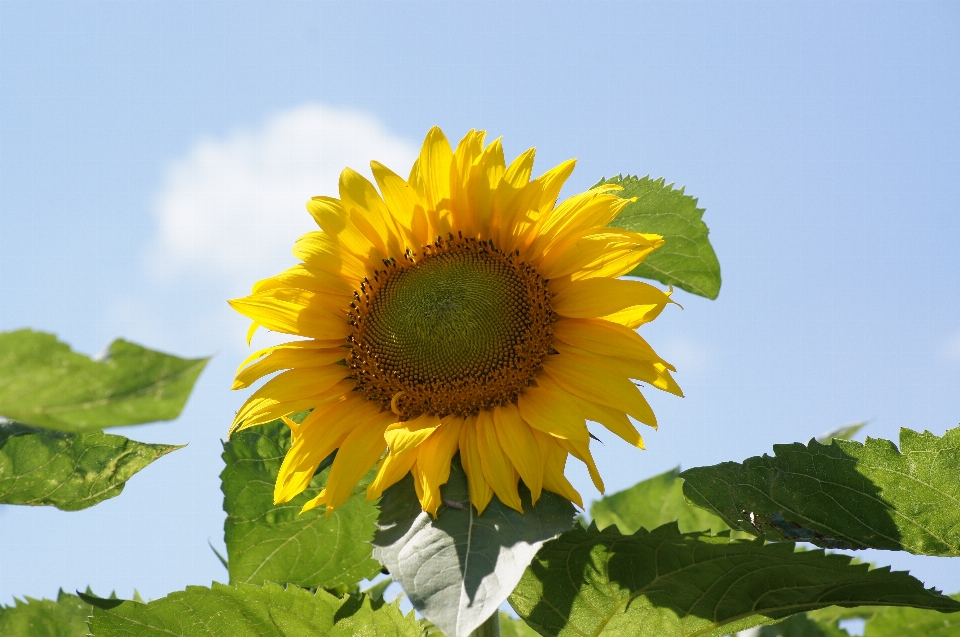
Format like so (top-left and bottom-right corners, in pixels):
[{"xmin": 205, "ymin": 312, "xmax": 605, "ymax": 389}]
[
  {"xmin": 816, "ymin": 422, "xmax": 867, "ymax": 444},
  {"xmin": 601, "ymin": 175, "xmax": 721, "ymax": 299},
  {"xmin": 499, "ymin": 612, "xmax": 541, "ymax": 637},
  {"xmin": 373, "ymin": 454, "xmax": 575, "ymax": 637},
  {"xmin": 87, "ymin": 582, "xmax": 422, "ymax": 637},
  {"xmin": 0, "ymin": 422, "xmax": 181, "ymax": 510},
  {"xmin": 590, "ymin": 467, "xmax": 745, "ymax": 536},
  {"xmin": 0, "ymin": 590, "xmax": 92, "ymax": 637},
  {"xmin": 862, "ymin": 596, "xmax": 960, "ymax": 636},
  {"xmin": 221, "ymin": 418, "xmax": 382, "ymax": 589},
  {"xmin": 508, "ymin": 523, "xmax": 960, "ymax": 637},
  {"xmin": 0, "ymin": 330, "xmax": 208, "ymax": 432},
  {"xmin": 681, "ymin": 426, "xmax": 960, "ymax": 555}
]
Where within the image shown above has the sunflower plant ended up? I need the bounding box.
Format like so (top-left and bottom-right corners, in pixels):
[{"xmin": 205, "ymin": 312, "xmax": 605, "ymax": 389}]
[{"xmin": 3, "ymin": 127, "xmax": 960, "ymax": 637}]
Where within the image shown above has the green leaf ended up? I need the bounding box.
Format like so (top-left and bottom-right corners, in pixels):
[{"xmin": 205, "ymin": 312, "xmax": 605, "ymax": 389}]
[
  {"xmin": 509, "ymin": 523, "xmax": 960, "ymax": 637},
  {"xmin": 757, "ymin": 613, "xmax": 851, "ymax": 636},
  {"xmin": 601, "ymin": 175, "xmax": 721, "ymax": 300},
  {"xmin": 499, "ymin": 612, "xmax": 541, "ymax": 637},
  {"xmin": 0, "ymin": 330, "xmax": 208, "ymax": 432},
  {"xmin": 0, "ymin": 422, "xmax": 182, "ymax": 510},
  {"xmin": 87, "ymin": 582, "xmax": 422, "ymax": 637},
  {"xmin": 863, "ymin": 597, "xmax": 960, "ymax": 636},
  {"xmin": 589, "ymin": 467, "xmax": 742, "ymax": 536},
  {"xmin": 373, "ymin": 454, "xmax": 575, "ymax": 637},
  {"xmin": 816, "ymin": 422, "xmax": 867, "ymax": 444},
  {"xmin": 681, "ymin": 426, "xmax": 960, "ymax": 556},
  {"xmin": 0, "ymin": 590, "xmax": 92, "ymax": 637},
  {"xmin": 221, "ymin": 418, "xmax": 382, "ymax": 589}
]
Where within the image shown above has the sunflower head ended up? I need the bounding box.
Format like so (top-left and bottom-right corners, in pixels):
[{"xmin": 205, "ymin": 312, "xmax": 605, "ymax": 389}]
[{"xmin": 229, "ymin": 127, "xmax": 681, "ymax": 517}]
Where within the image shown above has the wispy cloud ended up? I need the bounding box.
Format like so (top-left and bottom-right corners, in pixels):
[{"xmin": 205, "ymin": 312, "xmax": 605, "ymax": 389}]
[{"xmin": 148, "ymin": 105, "xmax": 417, "ymax": 290}]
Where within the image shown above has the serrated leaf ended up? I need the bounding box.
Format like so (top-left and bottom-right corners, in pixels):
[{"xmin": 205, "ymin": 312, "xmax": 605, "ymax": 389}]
[
  {"xmin": 0, "ymin": 422, "xmax": 181, "ymax": 510},
  {"xmin": 862, "ymin": 597, "xmax": 960, "ymax": 636},
  {"xmin": 0, "ymin": 330, "xmax": 207, "ymax": 432},
  {"xmin": 221, "ymin": 418, "xmax": 382, "ymax": 589},
  {"xmin": 681, "ymin": 426, "xmax": 960, "ymax": 555},
  {"xmin": 0, "ymin": 590, "xmax": 92, "ymax": 637},
  {"xmin": 373, "ymin": 454, "xmax": 575, "ymax": 637},
  {"xmin": 757, "ymin": 613, "xmax": 851, "ymax": 636},
  {"xmin": 590, "ymin": 467, "xmax": 744, "ymax": 537},
  {"xmin": 87, "ymin": 582, "xmax": 422, "ymax": 637},
  {"xmin": 508, "ymin": 523, "xmax": 960, "ymax": 637},
  {"xmin": 600, "ymin": 175, "xmax": 721, "ymax": 299}
]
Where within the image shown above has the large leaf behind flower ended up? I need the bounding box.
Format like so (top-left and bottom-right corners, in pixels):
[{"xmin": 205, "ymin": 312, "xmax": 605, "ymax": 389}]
[
  {"xmin": 0, "ymin": 330, "xmax": 207, "ymax": 432},
  {"xmin": 0, "ymin": 590, "xmax": 92, "ymax": 637},
  {"xmin": 508, "ymin": 523, "xmax": 960, "ymax": 637},
  {"xmin": 681, "ymin": 426, "xmax": 960, "ymax": 555},
  {"xmin": 221, "ymin": 418, "xmax": 382, "ymax": 590},
  {"xmin": 373, "ymin": 455, "xmax": 575, "ymax": 637},
  {"xmin": 86, "ymin": 582, "xmax": 421, "ymax": 637},
  {"xmin": 602, "ymin": 175, "xmax": 721, "ymax": 300},
  {"xmin": 0, "ymin": 422, "xmax": 181, "ymax": 510},
  {"xmin": 590, "ymin": 467, "xmax": 738, "ymax": 536}
]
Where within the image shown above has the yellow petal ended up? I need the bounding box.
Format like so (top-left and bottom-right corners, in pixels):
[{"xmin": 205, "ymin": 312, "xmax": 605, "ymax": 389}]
[
  {"xmin": 517, "ymin": 377, "xmax": 589, "ymax": 442},
  {"xmin": 252, "ymin": 263, "xmax": 355, "ymax": 297},
  {"xmin": 371, "ymin": 160, "xmax": 423, "ymax": 248},
  {"xmin": 554, "ymin": 342, "xmax": 683, "ymax": 397},
  {"xmin": 306, "ymin": 195, "xmax": 386, "ymax": 264},
  {"xmin": 273, "ymin": 394, "xmax": 372, "ymax": 503},
  {"xmin": 339, "ymin": 168, "xmax": 407, "ymax": 254},
  {"xmin": 459, "ymin": 415, "xmax": 494, "ymax": 514},
  {"xmin": 556, "ymin": 436, "xmax": 605, "ymax": 493},
  {"xmin": 415, "ymin": 416, "xmax": 464, "ymax": 516},
  {"xmin": 551, "ymin": 278, "xmax": 673, "ymax": 320},
  {"xmin": 367, "ymin": 447, "xmax": 419, "ymax": 501},
  {"xmin": 228, "ymin": 291, "xmax": 350, "ymax": 341},
  {"xmin": 476, "ymin": 409, "xmax": 522, "ymax": 513},
  {"xmin": 416, "ymin": 127, "xmax": 454, "ymax": 214},
  {"xmin": 574, "ymin": 395, "xmax": 647, "ymax": 446},
  {"xmin": 531, "ymin": 429, "xmax": 583, "ymax": 508},
  {"xmin": 231, "ymin": 366, "xmax": 351, "ymax": 433},
  {"xmin": 323, "ymin": 410, "xmax": 393, "ymax": 513},
  {"xmin": 292, "ymin": 231, "xmax": 371, "ymax": 281},
  {"xmin": 466, "ymin": 138, "xmax": 505, "ymax": 237},
  {"xmin": 552, "ymin": 318, "xmax": 673, "ymax": 369},
  {"xmin": 535, "ymin": 159, "xmax": 577, "ymax": 216},
  {"xmin": 493, "ymin": 405, "xmax": 543, "ymax": 504},
  {"xmin": 300, "ymin": 487, "xmax": 327, "ymax": 514},
  {"xmin": 538, "ymin": 230, "xmax": 663, "ymax": 281},
  {"xmin": 542, "ymin": 353, "xmax": 659, "ymax": 427},
  {"xmin": 492, "ymin": 148, "xmax": 536, "ymax": 236},
  {"xmin": 450, "ymin": 129, "xmax": 487, "ymax": 233},
  {"xmin": 384, "ymin": 413, "xmax": 443, "ymax": 454},
  {"xmin": 233, "ymin": 343, "xmax": 348, "ymax": 390}
]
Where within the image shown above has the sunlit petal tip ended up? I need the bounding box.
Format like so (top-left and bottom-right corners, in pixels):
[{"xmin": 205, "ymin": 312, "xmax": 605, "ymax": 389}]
[{"xmin": 281, "ymin": 415, "xmax": 298, "ymax": 432}]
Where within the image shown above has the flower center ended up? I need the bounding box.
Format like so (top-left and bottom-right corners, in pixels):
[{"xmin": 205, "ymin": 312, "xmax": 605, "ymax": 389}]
[{"xmin": 348, "ymin": 236, "xmax": 555, "ymax": 419}]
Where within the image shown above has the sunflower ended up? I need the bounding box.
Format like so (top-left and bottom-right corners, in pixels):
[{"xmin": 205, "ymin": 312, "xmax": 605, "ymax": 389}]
[{"xmin": 229, "ymin": 127, "xmax": 682, "ymax": 517}]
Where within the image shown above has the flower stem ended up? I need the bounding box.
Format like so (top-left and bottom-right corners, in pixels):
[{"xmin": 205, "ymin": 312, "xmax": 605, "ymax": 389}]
[{"xmin": 468, "ymin": 612, "xmax": 500, "ymax": 637}]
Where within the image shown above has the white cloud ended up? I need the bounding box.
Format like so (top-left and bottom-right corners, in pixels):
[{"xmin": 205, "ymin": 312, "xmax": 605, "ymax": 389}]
[
  {"xmin": 148, "ymin": 105, "xmax": 418, "ymax": 288},
  {"xmin": 946, "ymin": 330, "xmax": 960, "ymax": 362}
]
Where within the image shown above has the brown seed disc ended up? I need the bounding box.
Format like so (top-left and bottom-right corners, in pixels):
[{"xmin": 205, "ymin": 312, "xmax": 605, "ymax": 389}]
[{"xmin": 347, "ymin": 235, "xmax": 555, "ymax": 419}]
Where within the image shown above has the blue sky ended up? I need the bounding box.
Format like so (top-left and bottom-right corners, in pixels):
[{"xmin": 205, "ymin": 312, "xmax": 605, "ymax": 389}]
[{"xmin": 1, "ymin": 0, "xmax": 959, "ymax": 607}]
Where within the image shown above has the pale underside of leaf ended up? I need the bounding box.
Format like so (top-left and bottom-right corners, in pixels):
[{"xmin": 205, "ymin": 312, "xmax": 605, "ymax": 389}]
[{"xmin": 373, "ymin": 454, "xmax": 575, "ymax": 637}]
